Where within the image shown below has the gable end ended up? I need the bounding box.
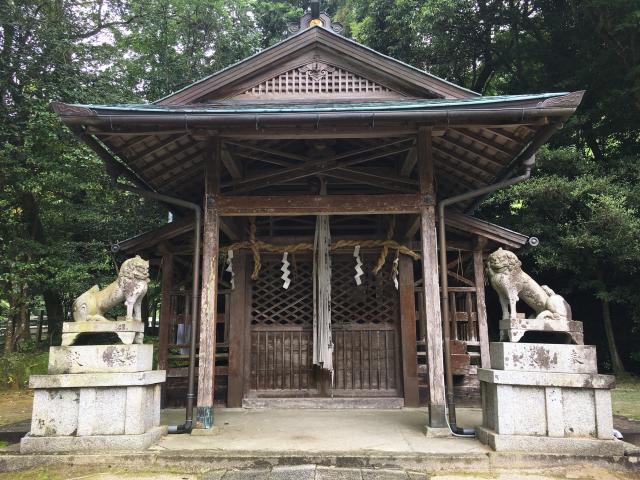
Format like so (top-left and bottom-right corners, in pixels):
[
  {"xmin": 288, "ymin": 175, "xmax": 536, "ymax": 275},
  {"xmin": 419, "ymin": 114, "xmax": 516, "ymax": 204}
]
[{"xmin": 231, "ymin": 60, "xmax": 405, "ymax": 100}]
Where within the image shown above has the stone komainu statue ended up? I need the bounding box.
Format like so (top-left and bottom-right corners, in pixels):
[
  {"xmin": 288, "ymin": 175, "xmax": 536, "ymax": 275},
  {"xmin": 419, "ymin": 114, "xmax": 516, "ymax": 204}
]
[
  {"xmin": 486, "ymin": 248, "xmax": 571, "ymax": 322},
  {"xmin": 72, "ymin": 255, "xmax": 150, "ymax": 322}
]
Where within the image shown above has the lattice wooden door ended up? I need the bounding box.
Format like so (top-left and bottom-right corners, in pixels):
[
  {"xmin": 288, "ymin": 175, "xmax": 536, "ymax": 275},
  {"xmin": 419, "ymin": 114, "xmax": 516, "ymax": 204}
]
[{"xmin": 248, "ymin": 253, "xmax": 401, "ymax": 397}]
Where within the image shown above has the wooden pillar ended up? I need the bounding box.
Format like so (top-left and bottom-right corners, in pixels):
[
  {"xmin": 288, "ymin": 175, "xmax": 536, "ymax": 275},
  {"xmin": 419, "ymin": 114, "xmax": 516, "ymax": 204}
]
[
  {"xmin": 473, "ymin": 238, "xmax": 491, "ymax": 369},
  {"xmin": 417, "ymin": 126, "xmax": 447, "ymax": 428},
  {"xmin": 158, "ymin": 253, "xmax": 173, "ymax": 408},
  {"xmin": 399, "ymin": 255, "xmax": 419, "ymax": 407},
  {"xmin": 196, "ymin": 138, "xmax": 221, "ymax": 429},
  {"xmin": 227, "ymin": 253, "xmax": 247, "ymax": 407},
  {"xmin": 158, "ymin": 254, "xmax": 173, "ymax": 372}
]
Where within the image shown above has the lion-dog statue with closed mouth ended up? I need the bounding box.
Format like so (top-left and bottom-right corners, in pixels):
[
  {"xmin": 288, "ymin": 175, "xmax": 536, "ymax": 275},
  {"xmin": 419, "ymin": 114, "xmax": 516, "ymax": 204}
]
[
  {"xmin": 72, "ymin": 255, "xmax": 150, "ymax": 322},
  {"xmin": 487, "ymin": 248, "xmax": 571, "ymax": 322}
]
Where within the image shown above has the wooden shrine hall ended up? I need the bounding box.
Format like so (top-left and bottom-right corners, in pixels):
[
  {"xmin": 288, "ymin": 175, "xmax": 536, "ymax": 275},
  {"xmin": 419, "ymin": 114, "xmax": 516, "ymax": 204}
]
[{"xmin": 52, "ymin": 4, "xmax": 583, "ymax": 431}]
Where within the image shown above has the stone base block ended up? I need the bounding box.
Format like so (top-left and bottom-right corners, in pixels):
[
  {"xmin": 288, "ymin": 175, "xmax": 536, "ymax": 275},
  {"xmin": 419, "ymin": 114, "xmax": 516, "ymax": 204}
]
[
  {"xmin": 481, "ymin": 372, "xmax": 614, "ymax": 440},
  {"xmin": 476, "ymin": 426, "xmax": 624, "ymax": 456},
  {"xmin": 61, "ymin": 320, "xmax": 144, "ymax": 346},
  {"xmin": 28, "ymin": 373, "xmax": 164, "ymax": 438},
  {"xmin": 490, "ymin": 342, "xmax": 597, "ymax": 373},
  {"xmin": 499, "ymin": 317, "xmax": 583, "ymax": 345},
  {"xmin": 20, "ymin": 426, "xmax": 166, "ymax": 453},
  {"xmin": 48, "ymin": 344, "xmax": 153, "ymax": 374},
  {"xmin": 423, "ymin": 426, "xmax": 451, "ymax": 438}
]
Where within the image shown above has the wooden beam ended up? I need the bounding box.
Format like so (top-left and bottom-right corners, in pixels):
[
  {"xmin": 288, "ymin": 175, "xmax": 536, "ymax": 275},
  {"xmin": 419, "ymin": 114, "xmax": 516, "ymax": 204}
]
[
  {"xmin": 473, "ymin": 238, "xmax": 491, "ymax": 369},
  {"xmin": 437, "ymin": 134, "xmax": 504, "ymax": 169},
  {"xmin": 158, "ymin": 253, "xmax": 173, "ymax": 407},
  {"xmin": 227, "ymin": 253, "xmax": 247, "ymax": 407},
  {"xmin": 225, "ymin": 141, "xmax": 308, "ymax": 164},
  {"xmin": 196, "ymin": 137, "xmax": 221, "ymax": 429},
  {"xmin": 447, "ymin": 270, "xmax": 475, "ymax": 287},
  {"xmin": 432, "ymin": 143, "xmax": 498, "ymax": 180},
  {"xmin": 115, "ymin": 215, "xmax": 195, "ymax": 253},
  {"xmin": 129, "ymin": 134, "xmax": 189, "ymax": 166},
  {"xmin": 222, "ymin": 138, "xmax": 412, "ymax": 191},
  {"xmin": 324, "ymin": 168, "xmax": 418, "ymax": 193},
  {"xmin": 147, "ymin": 148, "xmax": 206, "ymax": 186},
  {"xmin": 400, "ymin": 144, "xmax": 417, "ymax": 177},
  {"xmin": 399, "ymin": 255, "xmax": 419, "ymax": 407},
  {"xmin": 417, "ymin": 127, "xmax": 434, "ymax": 197},
  {"xmin": 219, "ymin": 217, "xmax": 242, "ymax": 242},
  {"xmin": 214, "ymin": 193, "xmax": 426, "ymax": 216},
  {"xmin": 221, "ymin": 144, "xmax": 243, "ymax": 179},
  {"xmin": 420, "ymin": 205, "xmax": 447, "ymax": 428},
  {"xmin": 454, "ymin": 128, "xmax": 517, "ymax": 157},
  {"xmin": 417, "ymin": 126, "xmax": 446, "ymax": 428}
]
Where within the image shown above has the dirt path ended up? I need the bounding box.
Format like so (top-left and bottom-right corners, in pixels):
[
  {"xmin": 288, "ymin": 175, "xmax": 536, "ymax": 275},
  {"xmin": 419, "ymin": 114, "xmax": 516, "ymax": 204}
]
[{"xmin": 0, "ymin": 391, "xmax": 32, "ymax": 427}]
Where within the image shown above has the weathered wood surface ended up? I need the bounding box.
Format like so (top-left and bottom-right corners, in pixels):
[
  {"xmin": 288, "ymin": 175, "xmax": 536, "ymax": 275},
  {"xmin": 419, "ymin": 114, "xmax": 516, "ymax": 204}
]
[
  {"xmin": 214, "ymin": 194, "xmax": 426, "ymax": 216},
  {"xmin": 399, "ymin": 255, "xmax": 419, "ymax": 407},
  {"xmin": 196, "ymin": 138, "xmax": 221, "ymax": 429},
  {"xmin": 419, "ymin": 205, "xmax": 447, "ymax": 427},
  {"xmin": 227, "ymin": 253, "xmax": 247, "ymax": 407},
  {"xmin": 158, "ymin": 254, "xmax": 173, "ymax": 372},
  {"xmin": 473, "ymin": 240, "xmax": 491, "ymax": 369},
  {"xmin": 417, "ymin": 127, "xmax": 446, "ymax": 427}
]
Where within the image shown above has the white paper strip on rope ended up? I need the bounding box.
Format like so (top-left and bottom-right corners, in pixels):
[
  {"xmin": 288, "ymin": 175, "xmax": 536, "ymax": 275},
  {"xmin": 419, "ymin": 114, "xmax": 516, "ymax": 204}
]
[
  {"xmin": 226, "ymin": 249, "xmax": 235, "ymax": 289},
  {"xmin": 281, "ymin": 252, "xmax": 291, "ymax": 289},
  {"xmin": 392, "ymin": 250, "xmax": 400, "ymax": 290},
  {"xmin": 353, "ymin": 245, "xmax": 364, "ymax": 286}
]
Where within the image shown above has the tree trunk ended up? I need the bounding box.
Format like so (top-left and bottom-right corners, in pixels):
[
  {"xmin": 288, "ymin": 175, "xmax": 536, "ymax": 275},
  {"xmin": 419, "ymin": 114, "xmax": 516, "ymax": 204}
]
[
  {"xmin": 13, "ymin": 284, "xmax": 31, "ymax": 349},
  {"xmin": 3, "ymin": 313, "xmax": 16, "ymax": 353},
  {"xmin": 602, "ymin": 298, "xmax": 625, "ymax": 374},
  {"xmin": 43, "ymin": 290, "xmax": 64, "ymax": 346}
]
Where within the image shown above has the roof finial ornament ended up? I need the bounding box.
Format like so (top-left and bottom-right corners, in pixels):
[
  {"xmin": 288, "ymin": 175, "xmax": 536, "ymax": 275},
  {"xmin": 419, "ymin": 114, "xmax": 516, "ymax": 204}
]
[{"xmin": 288, "ymin": 0, "xmax": 344, "ymax": 36}]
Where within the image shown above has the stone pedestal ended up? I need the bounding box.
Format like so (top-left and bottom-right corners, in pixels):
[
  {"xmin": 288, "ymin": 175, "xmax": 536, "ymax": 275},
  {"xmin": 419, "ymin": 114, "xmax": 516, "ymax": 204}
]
[
  {"xmin": 21, "ymin": 322, "xmax": 165, "ymax": 453},
  {"xmin": 478, "ymin": 341, "xmax": 623, "ymax": 456},
  {"xmin": 499, "ymin": 315, "xmax": 584, "ymax": 344},
  {"xmin": 61, "ymin": 319, "xmax": 145, "ymax": 346}
]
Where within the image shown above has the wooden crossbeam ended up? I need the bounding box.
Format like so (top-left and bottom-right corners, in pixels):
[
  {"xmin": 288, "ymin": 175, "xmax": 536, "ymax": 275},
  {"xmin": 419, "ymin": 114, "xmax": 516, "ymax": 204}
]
[
  {"xmin": 431, "ymin": 144, "xmax": 497, "ymax": 181},
  {"xmin": 324, "ymin": 167, "xmax": 418, "ymax": 193},
  {"xmin": 487, "ymin": 127, "xmax": 526, "ymax": 143},
  {"xmin": 224, "ymin": 140, "xmax": 413, "ymax": 193},
  {"xmin": 225, "ymin": 141, "xmax": 308, "ymax": 164},
  {"xmin": 453, "ymin": 128, "xmax": 518, "ymax": 157},
  {"xmin": 221, "ymin": 145, "xmax": 243, "ymax": 179},
  {"xmin": 432, "ymin": 155, "xmax": 485, "ymax": 190},
  {"xmin": 400, "ymin": 144, "xmax": 417, "ymax": 177},
  {"xmin": 130, "ymin": 134, "xmax": 190, "ymax": 166},
  {"xmin": 213, "ymin": 194, "xmax": 425, "ymax": 216},
  {"xmin": 147, "ymin": 148, "xmax": 206, "ymax": 186},
  {"xmin": 434, "ymin": 135, "xmax": 503, "ymax": 169}
]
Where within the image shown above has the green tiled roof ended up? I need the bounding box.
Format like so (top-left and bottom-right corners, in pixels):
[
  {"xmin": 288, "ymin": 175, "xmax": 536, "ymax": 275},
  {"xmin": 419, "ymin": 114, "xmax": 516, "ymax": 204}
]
[{"xmin": 66, "ymin": 93, "xmax": 567, "ymax": 115}]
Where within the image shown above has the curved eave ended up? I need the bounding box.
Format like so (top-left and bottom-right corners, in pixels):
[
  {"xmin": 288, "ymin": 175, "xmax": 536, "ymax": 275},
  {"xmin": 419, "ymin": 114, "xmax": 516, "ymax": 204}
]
[{"xmin": 51, "ymin": 91, "xmax": 584, "ymax": 206}]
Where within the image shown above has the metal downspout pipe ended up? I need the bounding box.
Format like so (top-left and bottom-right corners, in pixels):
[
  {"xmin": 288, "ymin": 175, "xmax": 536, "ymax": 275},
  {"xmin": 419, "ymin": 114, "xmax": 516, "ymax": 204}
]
[
  {"xmin": 115, "ymin": 183, "xmax": 201, "ymax": 434},
  {"xmin": 437, "ymin": 120, "xmax": 563, "ymax": 436}
]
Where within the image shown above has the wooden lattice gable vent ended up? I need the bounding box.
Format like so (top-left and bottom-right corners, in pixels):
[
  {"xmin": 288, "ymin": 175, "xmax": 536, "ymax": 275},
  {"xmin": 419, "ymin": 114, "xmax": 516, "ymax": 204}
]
[{"xmin": 231, "ymin": 60, "xmax": 404, "ymax": 100}]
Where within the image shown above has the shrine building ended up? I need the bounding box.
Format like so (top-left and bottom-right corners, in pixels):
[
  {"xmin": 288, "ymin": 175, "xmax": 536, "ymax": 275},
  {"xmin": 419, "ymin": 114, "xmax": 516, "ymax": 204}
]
[{"xmin": 51, "ymin": 5, "xmax": 583, "ymax": 432}]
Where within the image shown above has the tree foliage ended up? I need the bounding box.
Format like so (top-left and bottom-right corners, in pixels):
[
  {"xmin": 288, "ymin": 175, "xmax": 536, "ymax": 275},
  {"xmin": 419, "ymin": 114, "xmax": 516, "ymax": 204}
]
[{"xmin": 1, "ymin": 0, "xmax": 639, "ymax": 372}]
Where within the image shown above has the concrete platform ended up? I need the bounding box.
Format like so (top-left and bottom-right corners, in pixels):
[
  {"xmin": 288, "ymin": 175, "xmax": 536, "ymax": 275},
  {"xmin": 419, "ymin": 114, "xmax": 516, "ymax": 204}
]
[
  {"xmin": 2, "ymin": 408, "xmax": 638, "ymax": 477},
  {"xmin": 157, "ymin": 408, "xmax": 487, "ymax": 454}
]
